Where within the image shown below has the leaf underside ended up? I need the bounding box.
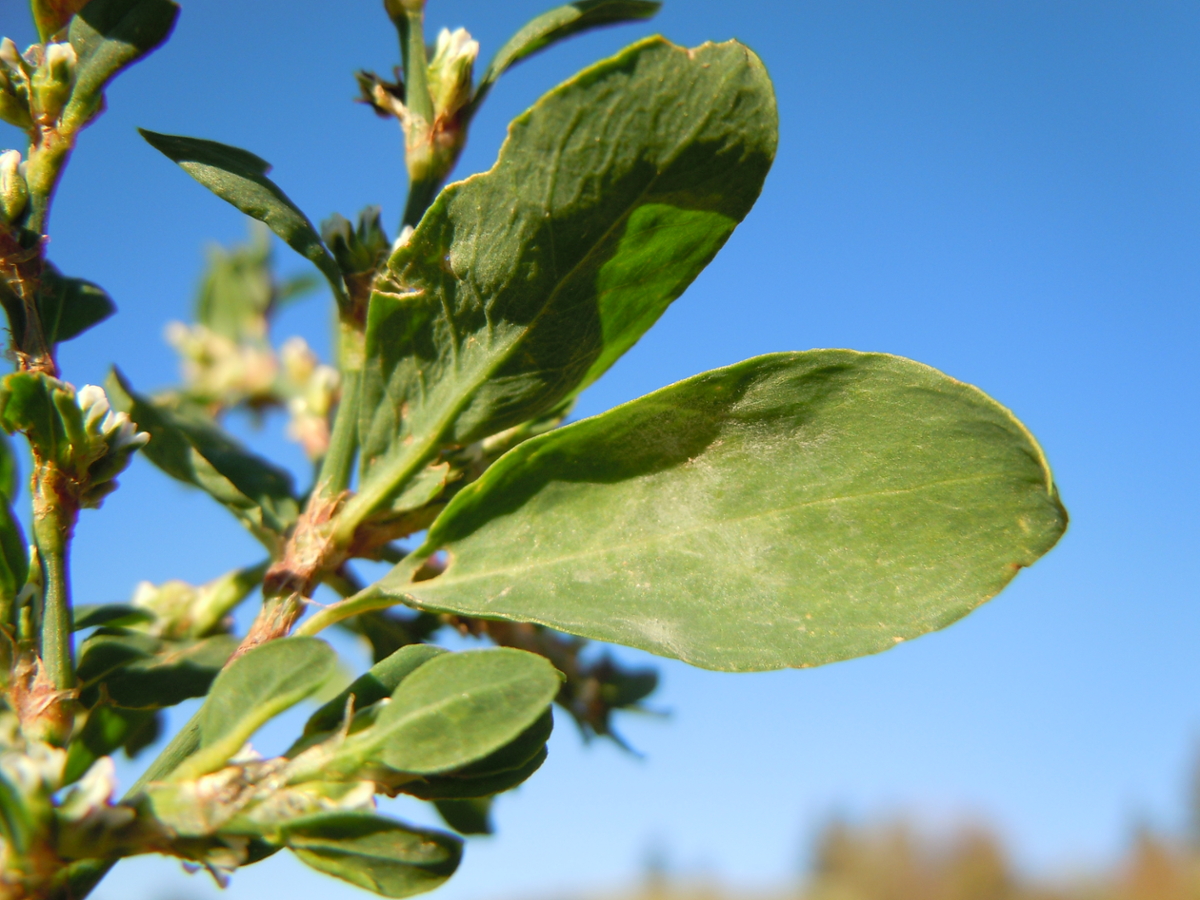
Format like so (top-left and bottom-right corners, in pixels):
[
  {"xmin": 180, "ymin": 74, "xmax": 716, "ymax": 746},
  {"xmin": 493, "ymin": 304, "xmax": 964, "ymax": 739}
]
[{"xmin": 383, "ymin": 351, "xmax": 1067, "ymax": 672}]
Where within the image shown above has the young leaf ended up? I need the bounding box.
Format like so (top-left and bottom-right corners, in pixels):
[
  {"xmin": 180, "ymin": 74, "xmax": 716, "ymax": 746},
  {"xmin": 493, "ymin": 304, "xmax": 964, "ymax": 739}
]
[
  {"xmin": 382, "ymin": 351, "xmax": 1068, "ymax": 673},
  {"xmin": 354, "ymin": 36, "xmax": 776, "ymax": 517},
  {"xmin": 400, "ymin": 747, "xmax": 547, "ymax": 801},
  {"xmin": 75, "ymin": 629, "xmax": 237, "ymax": 708},
  {"xmin": 138, "ymin": 130, "xmax": 347, "ymax": 307},
  {"xmin": 0, "ymin": 496, "xmax": 27, "ymax": 603},
  {"xmin": 107, "ymin": 370, "xmax": 299, "ymax": 550},
  {"xmin": 284, "ymin": 812, "xmax": 461, "ymax": 899},
  {"xmin": 64, "ymin": 0, "xmax": 179, "ymax": 131},
  {"xmin": 0, "ymin": 431, "xmax": 17, "ymax": 500},
  {"xmin": 37, "ymin": 263, "xmax": 116, "ymax": 346},
  {"xmin": 432, "ymin": 798, "xmax": 492, "ymax": 836},
  {"xmin": 31, "ymin": 0, "xmax": 89, "ymax": 43},
  {"xmin": 173, "ymin": 637, "xmax": 337, "ymax": 779},
  {"xmin": 367, "ymin": 648, "xmax": 559, "ymax": 776},
  {"xmin": 472, "ymin": 1, "xmax": 661, "ymax": 110},
  {"xmin": 303, "ymin": 643, "xmax": 446, "ymax": 739}
]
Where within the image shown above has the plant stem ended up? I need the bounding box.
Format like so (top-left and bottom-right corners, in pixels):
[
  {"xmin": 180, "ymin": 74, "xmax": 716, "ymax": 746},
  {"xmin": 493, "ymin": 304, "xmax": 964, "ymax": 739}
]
[{"xmin": 31, "ymin": 463, "xmax": 75, "ymax": 692}]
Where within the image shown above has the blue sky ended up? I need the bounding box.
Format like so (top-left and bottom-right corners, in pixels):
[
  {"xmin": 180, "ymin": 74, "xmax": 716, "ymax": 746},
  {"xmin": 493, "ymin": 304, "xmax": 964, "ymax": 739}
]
[{"xmin": 3, "ymin": 0, "xmax": 1200, "ymax": 897}]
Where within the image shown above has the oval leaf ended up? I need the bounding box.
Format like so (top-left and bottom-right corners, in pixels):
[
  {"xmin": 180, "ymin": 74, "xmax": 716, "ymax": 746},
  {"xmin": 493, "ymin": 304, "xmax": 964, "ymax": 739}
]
[
  {"xmin": 285, "ymin": 812, "xmax": 461, "ymax": 899},
  {"xmin": 354, "ymin": 36, "xmax": 776, "ymax": 509},
  {"xmin": 372, "ymin": 648, "xmax": 560, "ymax": 775},
  {"xmin": 382, "ymin": 351, "xmax": 1068, "ymax": 672},
  {"xmin": 173, "ymin": 637, "xmax": 336, "ymax": 779},
  {"xmin": 302, "ymin": 643, "xmax": 446, "ymax": 739}
]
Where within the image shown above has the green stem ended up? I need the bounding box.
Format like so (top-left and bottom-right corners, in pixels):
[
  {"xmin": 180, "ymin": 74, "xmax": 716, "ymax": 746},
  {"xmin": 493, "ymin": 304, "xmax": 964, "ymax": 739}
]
[
  {"xmin": 295, "ymin": 581, "xmax": 389, "ymax": 637},
  {"xmin": 402, "ymin": 173, "xmax": 441, "ymax": 230},
  {"xmin": 316, "ymin": 366, "xmax": 361, "ymax": 498},
  {"xmin": 398, "ymin": 5, "xmax": 434, "ymax": 130},
  {"xmin": 32, "ymin": 472, "xmax": 74, "ymax": 691}
]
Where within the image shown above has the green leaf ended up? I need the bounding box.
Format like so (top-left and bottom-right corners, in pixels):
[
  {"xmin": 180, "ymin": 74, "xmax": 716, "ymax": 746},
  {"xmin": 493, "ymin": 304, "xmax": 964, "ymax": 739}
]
[
  {"xmin": 138, "ymin": 129, "xmax": 346, "ymax": 307},
  {"xmin": 194, "ymin": 223, "xmax": 274, "ymax": 342},
  {"xmin": 400, "ymin": 710, "xmax": 553, "ymax": 801},
  {"xmin": 400, "ymin": 747, "xmax": 547, "ymax": 801},
  {"xmin": 173, "ymin": 637, "xmax": 336, "ymax": 779},
  {"xmin": 76, "ymin": 629, "xmax": 237, "ymax": 708},
  {"xmin": 371, "ymin": 648, "xmax": 559, "ymax": 775},
  {"xmin": 71, "ymin": 603, "xmax": 154, "ymax": 631},
  {"xmin": 63, "ymin": 705, "xmax": 159, "ymax": 784},
  {"xmin": 107, "ymin": 369, "xmax": 299, "ymax": 550},
  {"xmin": 354, "ymin": 37, "xmax": 776, "ymax": 512},
  {"xmin": 31, "ymin": 0, "xmax": 89, "ymax": 42},
  {"xmin": 473, "ymin": 1, "xmax": 661, "ymax": 111},
  {"xmin": 433, "ymin": 798, "xmax": 492, "ymax": 836},
  {"xmin": 64, "ymin": 0, "xmax": 179, "ymax": 131},
  {"xmin": 37, "ymin": 263, "xmax": 116, "ymax": 347},
  {"xmin": 384, "ymin": 351, "xmax": 1068, "ymax": 673},
  {"xmin": 303, "ymin": 643, "xmax": 445, "ymax": 739},
  {"xmin": 0, "ymin": 771, "xmax": 33, "ymax": 856},
  {"xmin": 0, "ymin": 431, "xmax": 17, "ymax": 500},
  {"xmin": 284, "ymin": 812, "xmax": 460, "ymax": 899},
  {"xmin": 0, "ymin": 496, "xmax": 26, "ymax": 603}
]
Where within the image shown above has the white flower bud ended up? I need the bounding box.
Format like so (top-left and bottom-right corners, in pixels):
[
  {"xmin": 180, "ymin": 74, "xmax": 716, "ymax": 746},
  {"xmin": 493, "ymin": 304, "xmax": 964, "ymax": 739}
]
[
  {"xmin": 30, "ymin": 42, "xmax": 76, "ymax": 120},
  {"xmin": 0, "ymin": 149, "xmax": 28, "ymax": 223},
  {"xmin": 427, "ymin": 27, "xmax": 478, "ymax": 124}
]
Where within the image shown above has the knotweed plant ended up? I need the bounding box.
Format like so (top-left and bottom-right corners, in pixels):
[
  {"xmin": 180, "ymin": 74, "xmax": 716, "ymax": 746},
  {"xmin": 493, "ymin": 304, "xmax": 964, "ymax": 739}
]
[{"xmin": 0, "ymin": 0, "xmax": 1068, "ymax": 897}]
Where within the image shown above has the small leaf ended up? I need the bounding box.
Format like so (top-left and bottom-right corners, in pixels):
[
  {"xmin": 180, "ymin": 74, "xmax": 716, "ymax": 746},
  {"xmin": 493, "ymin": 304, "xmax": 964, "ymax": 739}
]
[
  {"xmin": 64, "ymin": 0, "xmax": 179, "ymax": 130},
  {"xmin": 37, "ymin": 263, "xmax": 116, "ymax": 347},
  {"xmin": 0, "ymin": 496, "xmax": 27, "ymax": 604},
  {"xmin": 400, "ymin": 709, "xmax": 553, "ymax": 801},
  {"xmin": 63, "ymin": 705, "xmax": 158, "ymax": 784},
  {"xmin": 107, "ymin": 370, "xmax": 299, "ymax": 550},
  {"xmin": 138, "ymin": 129, "xmax": 346, "ymax": 307},
  {"xmin": 285, "ymin": 812, "xmax": 461, "ymax": 899},
  {"xmin": 473, "ymin": 1, "xmax": 660, "ymax": 110},
  {"xmin": 372, "ymin": 648, "xmax": 559, "ymax": 775},
  {"xmin": 72, "ymin": 603, "xmax": 154, "ymax": 630},
  {"xmin": 356, "ymin": 37, "xmax": 775, "ymax": 510},
  {"xmin": 0, "ymin": 771, "xmax": 33, "ymax": 856},
  {"xmin": 31, "ymin": 0, "xmax": 89, "ymax": 42},
  {"xmin": 385, "ymin": 351, "xmax": 1068, "ymax": 673},
  {"xmin": 75, "ymin": 629, "xmax": 237, "ymax": 708},
  {"xmin": 173, "ymin": 637, "xmax": 336, "ymax": 779},
  {"xmin": 401, "ymin": 747, "xmax": 547, "ymax": 801},
  {"xmin": 0, "ymin": 431, "xmax": 18, "ymax": 500},
  {"xmin": 433, "ymin": 798, "xmax": 492, "ymax": 836},
  {"xmin": 303, "ymin": 643, "xmax": 445, "ymax": 740}
]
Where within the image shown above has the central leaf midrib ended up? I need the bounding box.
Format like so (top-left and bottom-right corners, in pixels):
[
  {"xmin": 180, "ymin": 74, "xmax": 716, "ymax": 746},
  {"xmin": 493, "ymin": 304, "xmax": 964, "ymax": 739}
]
[{"xmin": 418, "ymin": 472, "xmax": 1014, "ymax": 589}]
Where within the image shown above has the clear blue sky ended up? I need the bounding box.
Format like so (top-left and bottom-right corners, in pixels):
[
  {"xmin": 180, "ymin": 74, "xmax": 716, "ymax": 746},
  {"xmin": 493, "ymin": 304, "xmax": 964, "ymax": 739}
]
[{"xmin": 3, "ymin": 0, "xmax": 1199, "ymax": 897}]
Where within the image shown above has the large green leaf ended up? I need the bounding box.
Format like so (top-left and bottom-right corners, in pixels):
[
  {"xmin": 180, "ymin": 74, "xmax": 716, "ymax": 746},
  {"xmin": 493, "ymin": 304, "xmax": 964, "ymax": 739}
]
[
  {"xmin": 284, "ymin": 812, "xmax": 460, "ymax": 899},
  {"xmin": 38, "ymin": 263, "xmax": 116, "ymax": 346},
  {"xmin": 173, "ymin": 637, "xmax": 336, "ymax": 779},
  {"xmin": 472, "ymin": 1, "xmax": 661, "ymax": 111},
  {"xmin": 354, "ymin": 36, "xmax": 776, "ymax": 511},
  {"xmin": 107, "ymin": 370, "xmax": 299, "ymax": 550},
  {"xmin": 64, "ymin": 0, "xmax": 179, "ymax": 131},
  {"xmin": 139, "ymin": 129, "xmax": 346, "ymax": 306},
  {"xmin": 382, "ymin": 351, "xmax": 1068, "ymax": 673}
]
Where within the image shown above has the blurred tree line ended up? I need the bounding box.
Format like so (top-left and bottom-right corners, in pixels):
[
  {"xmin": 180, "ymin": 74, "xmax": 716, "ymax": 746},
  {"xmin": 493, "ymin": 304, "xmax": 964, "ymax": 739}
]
[{"xmin": 621, "ymin": 754, "xmax": 1200, "ymax": 900}]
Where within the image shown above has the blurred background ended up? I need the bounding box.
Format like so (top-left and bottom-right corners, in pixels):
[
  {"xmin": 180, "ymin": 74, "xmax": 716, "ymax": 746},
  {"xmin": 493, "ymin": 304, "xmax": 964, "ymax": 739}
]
[{"xmin": 2, "ymin": 0, "xmax": 1199, "ymax": 898}]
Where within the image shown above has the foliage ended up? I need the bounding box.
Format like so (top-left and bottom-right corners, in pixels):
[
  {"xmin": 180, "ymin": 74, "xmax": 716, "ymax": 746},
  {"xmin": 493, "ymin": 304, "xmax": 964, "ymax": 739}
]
[{"xmin": 0, "ymin": 0, "xmax": 1066, "ymax": 897}]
